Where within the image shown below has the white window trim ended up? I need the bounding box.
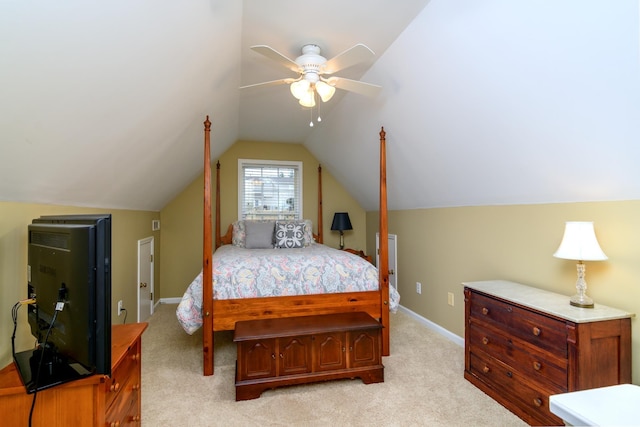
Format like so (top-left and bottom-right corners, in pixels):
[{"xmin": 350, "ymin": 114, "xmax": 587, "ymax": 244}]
[{"xmin": 237, "ymin": 158, "xmax": 303, "ymax": 221}]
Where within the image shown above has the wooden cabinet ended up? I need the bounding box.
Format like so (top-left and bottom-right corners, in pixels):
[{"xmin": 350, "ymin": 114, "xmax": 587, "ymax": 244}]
[
  {"xmin": 234, "ymin": 312, "xmax": 384, "ymax": 401},
  {"xmin": 105, "ymin": 323, "xmax": 147, "ymax": 426},
  {"xmin": 0, "ymin": 322, "xmax": 147, "ymax": 426},
  {"xmin": 464, "ymin": 280, "xmax": 632, "ymax": 426}
]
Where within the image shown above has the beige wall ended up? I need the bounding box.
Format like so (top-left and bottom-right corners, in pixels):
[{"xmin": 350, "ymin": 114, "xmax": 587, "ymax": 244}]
[
  {"xmin": 368, "ymin": 200, "xmax": 640, "ymax": 383},
  {"xmin": 160, "ymin": 140, "xmax": 367, "ymax": 298},
  {"xmin": 0, "ymin": 201, "xmax": 159, "ymax": 369}
]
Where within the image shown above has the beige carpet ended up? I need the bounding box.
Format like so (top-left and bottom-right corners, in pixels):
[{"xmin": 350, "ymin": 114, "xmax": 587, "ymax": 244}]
[{"xmin": 141, "ymin": 304, "xmax": 527, "ymax": 426}]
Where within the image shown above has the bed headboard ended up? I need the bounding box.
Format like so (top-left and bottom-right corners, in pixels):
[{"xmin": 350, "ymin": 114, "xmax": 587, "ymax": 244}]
[{"xmin": 214, "ymin": 162, "xmax": 325, "ymax": 249}]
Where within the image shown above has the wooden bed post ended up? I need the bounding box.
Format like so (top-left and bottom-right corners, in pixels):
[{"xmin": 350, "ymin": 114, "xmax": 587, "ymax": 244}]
[
  {"xmin": 203, "ymin": 116, "xmax": 214, "ymax": 376},
  {"xmin": 317, "ymin": 165, "xmax": 323, "ymax": 244},
  {"xmin": 379, "ymin": 127, "xmax": 390, "ymax": 356},
  {"xmin": 215, "ymin": 161, "xmax": 221, "ymax": 250}
]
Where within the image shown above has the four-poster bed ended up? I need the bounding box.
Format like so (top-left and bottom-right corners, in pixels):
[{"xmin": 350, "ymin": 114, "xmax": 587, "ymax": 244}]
[{"xmin": 181, "ymin": 116, "xmax": 391, "ymax": 376}]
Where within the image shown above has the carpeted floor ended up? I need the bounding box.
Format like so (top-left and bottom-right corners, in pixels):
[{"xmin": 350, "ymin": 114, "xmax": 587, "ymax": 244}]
[{"xmin": 141, "ymin": 304, "xmax": 527, "ymax": 426}]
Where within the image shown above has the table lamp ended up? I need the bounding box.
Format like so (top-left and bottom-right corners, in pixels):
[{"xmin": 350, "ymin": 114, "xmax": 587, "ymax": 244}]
[
  {"xmin": 331, "ymin": 212, "xmax": 352, "ymax": 250},
  {"xmin": 553, "ymin": 221, "xmax": 608, "ymax": 308}
]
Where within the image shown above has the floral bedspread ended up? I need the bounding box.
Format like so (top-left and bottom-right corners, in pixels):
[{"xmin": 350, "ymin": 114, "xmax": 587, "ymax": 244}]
[{"xmin": 176, "ymin": 243, "xmax": 400, "ymax": 334}]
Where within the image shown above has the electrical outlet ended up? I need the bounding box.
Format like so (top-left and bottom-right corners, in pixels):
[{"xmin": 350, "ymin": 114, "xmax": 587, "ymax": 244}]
[
  {"xmin": 448, "ymin": 292, "xmax": 454, "ymax": 306},
  {"xmin": 416, "ymin": 282, "xmax": 422, "ymax": 294},
  {"xmin": 117, "ymin": 300, "xmax": 123, "ymax": 316}
]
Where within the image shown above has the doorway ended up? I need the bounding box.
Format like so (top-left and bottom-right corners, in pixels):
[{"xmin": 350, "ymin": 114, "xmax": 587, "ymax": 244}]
[
  {"xmin": 376, "ymin": 233, "xmax": 398, "ymax": 290},
  {"xmin": 137, "ymin": 237, "xmax": 154, "ymax": 322}
]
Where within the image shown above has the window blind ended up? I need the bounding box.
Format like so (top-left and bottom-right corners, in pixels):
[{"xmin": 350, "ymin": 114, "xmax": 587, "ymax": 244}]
[{"xmin": 239, "ymin": 160, "xmax": 302, "ymax": 220}]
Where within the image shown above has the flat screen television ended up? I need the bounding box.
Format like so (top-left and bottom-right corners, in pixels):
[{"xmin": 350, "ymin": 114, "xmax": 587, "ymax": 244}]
[{"xmin": 14, "ymin": 214, "xmax": 112, "ymax": 393}]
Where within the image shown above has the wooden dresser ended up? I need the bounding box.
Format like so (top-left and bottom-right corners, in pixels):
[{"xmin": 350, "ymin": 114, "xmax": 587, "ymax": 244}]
[
  {"xmin": 234, "ymin": 312, "xmax": 384, "ymax": 401},
  {"xmin": 463, "ymin": 280, "xmax": 632, "ymax": 426},
  {"xmin": 0, "ymin": 322, "xmax": 147, "ymax": 426}
]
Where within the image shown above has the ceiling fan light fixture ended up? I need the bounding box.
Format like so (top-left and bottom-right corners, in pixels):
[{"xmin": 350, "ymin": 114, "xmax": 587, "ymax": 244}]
[
  {"xmin": 315, "ymin": 81, "xmax": 335, "ymax": 102},
  {"xmin": 290, "ymin": 80, "xmax": 310, "ymax": 100},
  {"xmin": 298, "ymin": 89, "xmax": 316, "ymax": 108}
]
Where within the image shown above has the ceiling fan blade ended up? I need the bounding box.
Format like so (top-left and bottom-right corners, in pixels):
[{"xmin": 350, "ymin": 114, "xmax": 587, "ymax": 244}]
[
  {"xmin": 323, "ymin": 44, "xmax": 375, "ymax": 75},
  {"xmin": 239, "ymin": 78, "xmax": 296, "ymax": 90},
  {"xmin": 250, "ymin": 45, "xmax": 299, "ymax": 73},
  {"xmin": 326, "ymin": 77, "xmax": 381, "ymax": 97}
]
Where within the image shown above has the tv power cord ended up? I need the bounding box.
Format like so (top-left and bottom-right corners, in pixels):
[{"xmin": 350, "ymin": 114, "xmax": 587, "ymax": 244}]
[
  {"xmin": 29, "ymin": 298, "xmax": 64, "ymax": 427},
  {"xmin": 120, "ymin": 307, "xmax": 128, "ymax": 324},
  {"xmin": 11, "ymin": 298, "xmax": 36, "ymax": 359}
]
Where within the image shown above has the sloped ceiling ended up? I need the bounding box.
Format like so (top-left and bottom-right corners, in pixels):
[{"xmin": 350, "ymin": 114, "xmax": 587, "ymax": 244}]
[{"xmin": 1, "ymin": 0, "xmax": 639, "ymax": 212}]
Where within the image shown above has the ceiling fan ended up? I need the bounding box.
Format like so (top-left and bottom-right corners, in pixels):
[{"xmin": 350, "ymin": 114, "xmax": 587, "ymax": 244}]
[{"xmin": 240, "ymin": 43, "xmax": 382, "ymax": 107}]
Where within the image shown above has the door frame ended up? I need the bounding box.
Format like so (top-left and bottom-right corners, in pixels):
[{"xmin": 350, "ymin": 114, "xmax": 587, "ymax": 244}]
[
  {"xmin": 137, "ymin": 236, "xmax": 154, "ymax": 322},
  {"xmin": 376, "ymin": 233, "xmax": 398, "ymax": 290}
]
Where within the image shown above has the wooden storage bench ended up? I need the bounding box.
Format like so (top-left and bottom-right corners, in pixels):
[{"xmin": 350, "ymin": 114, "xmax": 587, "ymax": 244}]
[{"xmin": 234, "ymin": 312, "xmax": 384, "ymax": 401}]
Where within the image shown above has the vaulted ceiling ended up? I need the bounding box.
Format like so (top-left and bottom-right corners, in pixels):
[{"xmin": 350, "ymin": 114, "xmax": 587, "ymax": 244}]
[{"xmin": 2, "ymin": 0, "xmax": 639, "ymax": 212}]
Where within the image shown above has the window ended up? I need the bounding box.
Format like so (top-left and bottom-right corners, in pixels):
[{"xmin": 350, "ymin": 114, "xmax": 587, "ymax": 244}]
[{"xmin": 238, "ymin": 159, "xmax": 303, "ymax": 220}]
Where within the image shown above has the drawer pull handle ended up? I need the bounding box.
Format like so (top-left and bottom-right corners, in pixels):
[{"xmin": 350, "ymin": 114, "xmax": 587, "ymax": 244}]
[
  {"xmin": 482, "ymin": 366, "xmax": 490, "ymax": 374},
  {"xmin": 482, "ymin": 337, "xmax": 489, "ymax": 345},
  {"xmin": 132, "ymin": 415, "xmax": 141, "ymax": 422},
  {"xmin": 271, "ymin": 353, "xmax": 276, "ymax": 360},
  {"xmin": 110, "ymin": 382, "xmax": 120, "ymax": 392},
  {"xmin": 131, "ymin": 353, "xmax": 141, "ymax": 361},
  {"xmin": 533, "ymin": 361, "xmax": 541, "ymax": 371},
  {"xmin": 279, "ymin": 353, "xmax": 284, "ymax": 359},
  {"xmin": 482, "ymin": 307, "xmax": 489, "ymax": 315},
  {"xmin": 132, "ymin": 383, "xmax": 140, "ymax": 391},
  {"xmin": 110, "ymin": 422, "xmax": 121, "ymax": 427},
  {"xmin": 533, "ymin": 398, "xmax": 543, "ymax": 407},
  {"xmin": 532, "ymin": 327, "xmax": 541, "ymax": 336}
]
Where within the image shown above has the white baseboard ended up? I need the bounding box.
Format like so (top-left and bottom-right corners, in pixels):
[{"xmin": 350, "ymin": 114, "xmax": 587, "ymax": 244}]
[
  {"xmin": 159, "ymin": 297, "xmax": 181, "ymax": 304},
  {"xmin": 398, "ymin": 305, "xmax": 464, "ymax": 347}
]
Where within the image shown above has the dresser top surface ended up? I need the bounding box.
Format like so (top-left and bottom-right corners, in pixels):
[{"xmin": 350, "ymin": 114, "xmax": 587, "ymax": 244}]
[{"xmin": 463, "ymin": 280, "xmax": 634, "ymax": 323}]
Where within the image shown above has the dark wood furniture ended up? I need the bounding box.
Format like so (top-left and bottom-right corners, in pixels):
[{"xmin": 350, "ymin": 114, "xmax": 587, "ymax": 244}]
[
  {"xmin": 0, "ymin": 322, "xmax": 147, "ymax": 426},
  {"xmin": 234, "ymin": 312, "xmax": 384, "ymax": 401},
  {"xmin": 464, "ymin": 280, "xmax": 632, "ymax": 426},
  {"xmin": 200, "ymin": 118, "xmax": 391, "ymax": 375}
]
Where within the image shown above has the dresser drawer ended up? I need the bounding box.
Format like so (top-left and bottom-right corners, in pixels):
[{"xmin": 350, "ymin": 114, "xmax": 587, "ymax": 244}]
[
  {"xmin": 105, "ymin": 368, "xmax": 141, "ymax": 425},
  {"xmin": 469, "ymin": 351, "xmax": 562, "ymax": 425},
  {"xmin": 468, "ymin": 323, "xmax": 568, "ymax": 390},
  {"xmin": 105, "ymin": 340, "xmax": 141, "ymax": 410},
  {"xmin": 469, "ymin": 292, "xmax": 567, "ymax": 357}
]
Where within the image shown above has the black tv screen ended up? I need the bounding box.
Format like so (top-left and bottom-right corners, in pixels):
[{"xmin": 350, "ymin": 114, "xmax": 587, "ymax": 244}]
[{"xmin": 14, "ymin": 214, "xmax": 111, "ymax": 393}]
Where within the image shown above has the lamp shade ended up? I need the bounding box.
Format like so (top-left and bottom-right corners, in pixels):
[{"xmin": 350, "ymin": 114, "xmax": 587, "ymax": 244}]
[
  {"xmin": 315, "ymin": 81, "xmax": 336, "ymax": 102},
  {"xmin": 553, "ymin": 221, "xmax": 608, "ymax": 261},
  {"xmin": 331, "ymin": 212, "xmax": 352, "ymax": 232},
  {"xmin": 298, "ymin": 89, "xmax": 316, "ymax": 107},
  {"xmin": 290, "ymin": 80, "xmax": 310, "ymax": 100}
]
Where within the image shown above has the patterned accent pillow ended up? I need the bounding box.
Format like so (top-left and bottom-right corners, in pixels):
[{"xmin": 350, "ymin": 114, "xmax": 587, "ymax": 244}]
[
  {"xmin": 232, "ymin": 221, "xmax": 246, "ymax": 247},
  {"xmin": 275, "ymin": 221, "xmax": 306, "ymax": 248}
]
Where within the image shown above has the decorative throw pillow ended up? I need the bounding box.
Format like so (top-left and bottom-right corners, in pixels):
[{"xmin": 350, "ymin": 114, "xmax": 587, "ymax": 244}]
[
  {"xmin": 275, "ymin": 221, "xmax": 306, "ymax": 248},
  {"xmin": 244, "ymin": 220, "xmax": 275, "ymax": 249},
  {"xmin": 232, "ymin": 221, "xmax": 246, "ymax": 247}
]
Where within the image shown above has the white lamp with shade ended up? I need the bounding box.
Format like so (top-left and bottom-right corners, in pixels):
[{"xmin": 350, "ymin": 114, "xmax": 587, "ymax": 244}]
[{"xmin": 553, "ymin": 221, "xmax": 608, "ymax": 308}]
